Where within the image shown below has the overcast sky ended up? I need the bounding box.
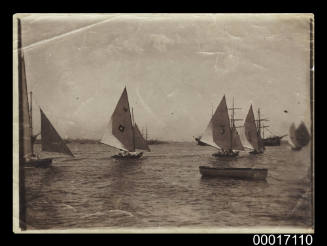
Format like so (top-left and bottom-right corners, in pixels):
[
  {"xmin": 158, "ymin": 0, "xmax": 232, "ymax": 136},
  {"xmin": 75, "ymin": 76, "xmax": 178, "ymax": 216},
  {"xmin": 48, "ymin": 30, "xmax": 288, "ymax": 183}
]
[{"xmin": 16, "ymin": 14, "xmax": 313, "ymax": 141}]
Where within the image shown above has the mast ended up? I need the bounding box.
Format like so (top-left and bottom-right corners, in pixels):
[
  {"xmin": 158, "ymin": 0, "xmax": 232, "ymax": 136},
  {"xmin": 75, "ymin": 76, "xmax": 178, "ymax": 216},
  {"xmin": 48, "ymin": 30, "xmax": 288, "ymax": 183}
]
[
  {"xmin": 30, "ymin": 91, "xmax": 34, "ymax": 155},
  {"xmin": 131, "ymin": 107, "xmax": 135, "ymax": 151},
  {"xmin": 228, "ymin": 97, "xmax": 242, "ymax": 151},
  {"xmin": 145, "ymin": 126, "xmax": 148, "ymax": 142}
]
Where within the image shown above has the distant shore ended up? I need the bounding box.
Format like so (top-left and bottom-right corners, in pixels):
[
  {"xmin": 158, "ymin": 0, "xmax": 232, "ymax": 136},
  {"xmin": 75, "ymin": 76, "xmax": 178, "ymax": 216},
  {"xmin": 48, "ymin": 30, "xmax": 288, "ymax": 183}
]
[{"xmin": 34, "ymin": 138, "xmax": 169, "ymax": 145}]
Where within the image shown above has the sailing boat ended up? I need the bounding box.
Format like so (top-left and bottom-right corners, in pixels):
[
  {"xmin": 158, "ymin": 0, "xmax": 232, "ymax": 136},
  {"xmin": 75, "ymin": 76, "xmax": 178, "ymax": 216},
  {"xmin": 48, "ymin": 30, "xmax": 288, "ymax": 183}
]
[
  {"xmin": 198, "ymin": 101, "xmax": 268, "ymax": 180},
  {"xmin": 200, "ymin": 95, "xmax": 244, "ymax": 157},
  {"xmin": 239, "ymin": 105, "xmax": 265, "ymax": 155},
  {"xmin": 288, "ymin": 121, "xmax": 310, "ymax": 151},
  {"xmin": 18, "ymin": 34, "xmax": 74, "ymax": 168},
  {"xmin": 256, "ymin": 109, "xmax": 287, "ymax": 146},
  {"xmin": 101, "ymin": 87, "xmax": 151, "ymax": 159}
]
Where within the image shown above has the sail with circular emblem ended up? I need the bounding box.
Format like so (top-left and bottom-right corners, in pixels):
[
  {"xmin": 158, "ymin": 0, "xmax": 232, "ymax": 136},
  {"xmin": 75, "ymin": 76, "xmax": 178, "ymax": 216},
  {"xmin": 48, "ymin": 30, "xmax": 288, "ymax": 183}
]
[
  {"xmin": 200, "ymin": 96, "xmax": 233, "ymax": 150},
  {"xmin": 101, "ymin": 87, "xmax": 135, "ymax": 152}
]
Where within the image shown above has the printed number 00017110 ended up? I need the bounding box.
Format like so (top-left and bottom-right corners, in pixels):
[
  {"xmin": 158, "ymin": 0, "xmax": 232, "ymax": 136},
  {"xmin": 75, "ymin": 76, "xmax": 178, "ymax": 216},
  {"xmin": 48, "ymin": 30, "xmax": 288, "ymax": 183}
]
[{"xmin": 253, "ymin": 235, "xmax": 313, "ymax": 245}]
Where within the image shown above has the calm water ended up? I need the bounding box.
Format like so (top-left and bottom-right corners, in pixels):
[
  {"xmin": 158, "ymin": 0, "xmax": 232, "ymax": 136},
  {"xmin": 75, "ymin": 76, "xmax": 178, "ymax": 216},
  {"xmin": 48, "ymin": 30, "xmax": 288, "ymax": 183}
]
[{"xmin": 24, "ymin": 142, "xmax": 313, "ymax": 230}]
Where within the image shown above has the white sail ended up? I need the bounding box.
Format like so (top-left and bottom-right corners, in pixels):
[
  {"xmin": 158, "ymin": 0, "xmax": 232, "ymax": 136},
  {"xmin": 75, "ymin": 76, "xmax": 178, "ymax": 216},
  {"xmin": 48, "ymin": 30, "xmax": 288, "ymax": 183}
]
[
  {"xmin": 238, "ymin": 126, "xmax": 254, "ymax": 150},
  {"xmin": 200, "ymin": 120, "xmax": 222, "ymax": 149},
  {"xmin": 101, "ymin": 118, "xmax": 129, "ymax": 151}
]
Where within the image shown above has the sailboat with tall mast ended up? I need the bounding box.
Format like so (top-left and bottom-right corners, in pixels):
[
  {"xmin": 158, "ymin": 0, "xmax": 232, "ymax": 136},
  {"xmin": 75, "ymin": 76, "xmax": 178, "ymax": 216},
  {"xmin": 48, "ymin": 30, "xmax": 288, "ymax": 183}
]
[
  {"xmin": 18, "ymin": 28, "xmax": 74, "ymax": 168},
  {"xmin": 199, "ymin": 95, "xmax": 244, "ymax": 157},
  {"xmin": 101, "ymin": 87, "xmax": 150, "ymax": 159},
  {"xmin": 239, "ymin": 105, "xmax": 265, "ymax": 155}
]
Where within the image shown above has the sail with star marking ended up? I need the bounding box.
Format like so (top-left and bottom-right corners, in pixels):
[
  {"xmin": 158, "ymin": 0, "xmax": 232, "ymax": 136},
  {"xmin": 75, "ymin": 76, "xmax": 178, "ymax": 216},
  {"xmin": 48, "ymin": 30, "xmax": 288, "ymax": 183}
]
[
  {"xmin": 134, "ymin": 123, "xmax": 151, "ymax": 151},
  {"xmin": 40, "ymin": 108, "xmax": 74, "ymax": 157},
  {"xmin": 101, "ymin": 87, "xmax": 135, "ymax": 152}
]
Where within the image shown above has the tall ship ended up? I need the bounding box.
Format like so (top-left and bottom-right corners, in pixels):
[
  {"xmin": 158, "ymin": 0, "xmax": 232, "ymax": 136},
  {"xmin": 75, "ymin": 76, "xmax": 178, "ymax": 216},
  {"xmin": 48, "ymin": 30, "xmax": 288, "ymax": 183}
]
[
  {"xmin": 18, "ymin": 20, "xmax": 74, "ymax": 168},
  {"xmin": 199, "ymin": 95, "xmax": 244, "ymax": 157},
  {"xmin": 101, "ymin": 87, "xmax": 151, "ymax": 159},
  {"xmin": 256, "ymin": 109, "xmax": 287, "ymax": 146}
]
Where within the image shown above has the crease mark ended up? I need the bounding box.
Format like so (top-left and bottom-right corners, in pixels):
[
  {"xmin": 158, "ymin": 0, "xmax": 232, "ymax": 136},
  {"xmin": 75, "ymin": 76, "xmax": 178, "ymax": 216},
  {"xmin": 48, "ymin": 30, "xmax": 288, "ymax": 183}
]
[{"xmin": 15, "ymin": 15, "xmax": 124, "ymax": 52}]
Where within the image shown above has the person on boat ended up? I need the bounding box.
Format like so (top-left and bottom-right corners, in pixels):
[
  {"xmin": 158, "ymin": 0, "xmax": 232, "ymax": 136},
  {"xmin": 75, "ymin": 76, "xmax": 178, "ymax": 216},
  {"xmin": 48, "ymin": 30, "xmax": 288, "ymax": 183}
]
[{"xmin": 118, "ymin": 150, "xmax": 128, "ymax": 157}]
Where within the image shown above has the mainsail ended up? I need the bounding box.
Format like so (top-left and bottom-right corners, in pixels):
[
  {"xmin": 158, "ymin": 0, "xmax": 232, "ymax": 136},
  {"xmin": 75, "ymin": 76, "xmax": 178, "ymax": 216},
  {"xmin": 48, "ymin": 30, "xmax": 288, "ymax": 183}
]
[
  {"xmin": 19, "ymin": 50, "xmax": 33, "ymax": 161},
  {"xmin": 101, "ymin": 88, "xmax": 135, "ymax": 152},
  {"xmin": 40, "ymin": 108, "xmax": 74, "ymax": 157},
  {"xmin": 134, "ymin": 123, "xmax": 151, "ymax": 151},
  {"xmin": 243, "ymin": 105, "xmax": 263, "ymax": 152},
  {"xmin": 201, "ymin": 96, "xmax": 235, "ymax": 150}
]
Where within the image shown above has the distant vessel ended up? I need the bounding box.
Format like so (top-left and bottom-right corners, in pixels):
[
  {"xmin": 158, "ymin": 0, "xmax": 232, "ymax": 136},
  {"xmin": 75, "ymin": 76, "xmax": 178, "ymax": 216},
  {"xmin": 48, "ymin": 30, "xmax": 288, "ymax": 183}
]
[
  {"xmin": 19, "ymin": 49, "xmax": 74, "ymax": 168},
  {"xmin": 194, "ymin": 136, "xmax": 210, "ymax": 146},
  {"xmin": 288, "ymin": 122, "xmax": 310, "ymax": 151},
  {"xmin": 239, "ymin": 105, "xmax": 265, "ymax": 155},
  {"xmin": 200, "ymin": 96, "xmax": 244, "ymax": 157},
  {"xmin": 101, "ymin": 87, "xmax": 151, "ymax": 159},
  {"xmin": 256, "ymin": 109, "xmax": 287, "ymax": 146}
]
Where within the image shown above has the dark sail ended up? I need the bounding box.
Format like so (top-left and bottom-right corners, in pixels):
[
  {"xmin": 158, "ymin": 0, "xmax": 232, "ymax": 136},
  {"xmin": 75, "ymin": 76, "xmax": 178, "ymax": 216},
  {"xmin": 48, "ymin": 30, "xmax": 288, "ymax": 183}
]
[
  {"xmin": 134, "ymin": 123, "xmax": 151, "ymax": 151},
  {"xmin": 19, "ymin": 49, "xmax": 33, "ymax": 161},
  {"xmin": 40, "ymin": 108, "xmax": 74, "ymax": 157},
  {"xmin": 101, "ymin": 87, "xmax": 135, "ymax": 152}
]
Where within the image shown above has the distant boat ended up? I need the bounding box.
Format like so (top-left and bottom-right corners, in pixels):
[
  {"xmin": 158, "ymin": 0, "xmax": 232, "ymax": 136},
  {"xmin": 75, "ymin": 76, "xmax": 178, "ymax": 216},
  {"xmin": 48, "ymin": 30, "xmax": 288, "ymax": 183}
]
[
  {"xmin": 199, "ymin": 95, "xmax": 244, "ymax": 157},
  {"xmin": 239, "ymin": 105, "xmax": 265, "ymax": 155},
  {"xmin": 255, "ymin": 109, "xmax": 287, "ymax": 146},
  {"xmin": 101, "ymin": 87, "xmax": 151, "ymax": 159},
  {"xmin": 194, "ymin": 136, "xmax": 210, "ymax": 146},
  {"xmin": 288, "ymin": 122, "xmax": 310, "ymax": 151},
  {"xmin": 19, "ymin": 50, "xmax": 74, "ymax": 168}
]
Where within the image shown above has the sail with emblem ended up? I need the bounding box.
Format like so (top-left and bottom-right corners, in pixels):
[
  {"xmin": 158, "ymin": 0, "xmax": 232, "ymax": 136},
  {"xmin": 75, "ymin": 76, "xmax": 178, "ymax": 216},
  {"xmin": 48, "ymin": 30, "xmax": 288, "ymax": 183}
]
[
  {"xmin": 201, "ymin": 96, "xmax": 233, "ymax": 150},
  {"xmin": 133, "ymin": 123, "xmax": 151, "ymax": 151},
  {"xmin": 40, "ymin": 108, "xmax": 74, "ymax": 157},
  {"xmin": 101, "ymin": 87, "xmax": 135, "ymax": 152}
]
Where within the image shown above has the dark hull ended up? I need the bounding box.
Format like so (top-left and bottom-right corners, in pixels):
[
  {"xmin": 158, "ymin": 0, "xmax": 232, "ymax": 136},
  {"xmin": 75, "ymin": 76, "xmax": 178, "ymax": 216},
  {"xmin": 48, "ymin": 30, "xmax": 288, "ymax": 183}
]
[
  {"xmin": 249, "ymin": 150, "xmax": 264, "ymax": 155},
  {"xmin": 112, "ymin": 152, "xmax": 143, "ymax": 160},
  {"xmin": 212, "ymin": 151, "xmax": 239, "ymax": 157},
  {"xmin": 24, "ymin": 158, "xmax": 52, "ymax": 168},
  {"xmin": 263, "ymin": 137, "xmax": 281, "ymax": 146},
  {"xmin": 199, "ymin": 166, "xmax": 268, "ymax": 180}
]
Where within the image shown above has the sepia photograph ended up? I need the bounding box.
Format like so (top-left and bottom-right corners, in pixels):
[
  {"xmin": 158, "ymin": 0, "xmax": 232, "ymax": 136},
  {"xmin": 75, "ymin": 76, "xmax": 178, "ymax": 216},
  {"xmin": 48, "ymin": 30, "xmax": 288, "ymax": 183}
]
[{"xmin": 13, "ymin": 13, "xmax": 314, "ymax": 233}]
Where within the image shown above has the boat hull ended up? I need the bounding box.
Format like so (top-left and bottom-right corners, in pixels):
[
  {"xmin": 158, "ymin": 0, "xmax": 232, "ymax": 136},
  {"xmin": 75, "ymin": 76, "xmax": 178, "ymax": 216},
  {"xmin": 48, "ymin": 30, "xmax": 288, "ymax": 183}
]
[
  {"xmin": 199, "ymin": 166, "xmax": 268, "ymax": 180},
  {"xmin": 263, "ymin": 137, "xmax": 281, "ymax": 146},
  {"xmin": 212, "ymin": 151, "xmax": 239, "ymax": 157},
  {"xmin": 24, "ymin": 158, "xmax": 52, "ymax": 168},
  {"xmin": 112, "ymin": 152, "xmax": 144, "ymax": 160}
]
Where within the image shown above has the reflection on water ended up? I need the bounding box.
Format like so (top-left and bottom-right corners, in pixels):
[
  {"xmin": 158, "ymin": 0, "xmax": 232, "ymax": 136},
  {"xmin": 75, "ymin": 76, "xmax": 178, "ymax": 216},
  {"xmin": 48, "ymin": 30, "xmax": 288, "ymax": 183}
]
[{"xmin": 24, "ymin": 142, "xmax": 313, "ymax": 230}]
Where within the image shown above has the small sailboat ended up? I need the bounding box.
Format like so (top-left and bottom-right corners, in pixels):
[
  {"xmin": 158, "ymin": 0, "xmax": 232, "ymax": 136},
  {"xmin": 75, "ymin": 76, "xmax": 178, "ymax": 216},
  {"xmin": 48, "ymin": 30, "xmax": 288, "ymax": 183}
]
[
  {"xmin": 200, "ymin": 95, "xmax": 244, "ymax": 157},
  {"xmin": 101, "ymin": 87, "xmax": 151, "ymax": 159},
  {"xmin": 288, "ymin": 121, "xmax": 310, "ymax": 151},
  {"xmin": 239, "ymin": 105, "xmax": 265, "ymax": 155},
  {"xmin": 19, "ymin": 49, "xmax": 74, "ymax": 168}
]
